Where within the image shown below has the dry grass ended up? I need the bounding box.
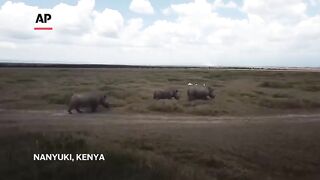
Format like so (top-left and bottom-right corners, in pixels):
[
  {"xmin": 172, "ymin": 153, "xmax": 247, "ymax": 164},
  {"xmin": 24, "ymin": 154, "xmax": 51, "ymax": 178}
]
[
  {"xmin": 1, "ymin": 68, "xmax": 320, "ymax": 180},
  {"xmin": 148, "ymin": 101, "xmax": 183, "ymax": 113},
  {"xmin": 0, "ymin": 68, "xmax": 319, "ymax": 115},
  {"xmin": 0, "ymin": 132, "xmax": 208, "ymax": 180}
]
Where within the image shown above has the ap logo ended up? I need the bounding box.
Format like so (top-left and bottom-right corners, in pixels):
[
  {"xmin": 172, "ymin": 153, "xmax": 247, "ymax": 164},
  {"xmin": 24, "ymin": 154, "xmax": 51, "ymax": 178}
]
[{"xmin": 34, "ymin": 13, "xmax": 53, "ymax": 30}]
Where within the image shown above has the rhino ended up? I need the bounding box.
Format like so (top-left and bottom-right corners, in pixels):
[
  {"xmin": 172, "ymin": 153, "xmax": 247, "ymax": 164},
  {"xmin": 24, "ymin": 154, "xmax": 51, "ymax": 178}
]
[
  {"xmin": 187, "ymin": 86, "xmax": 215, "ymax": 101},
  {"xmin": 153, "ymin": 89, "xmax": 180, "ymax": 100},
  {"xmin": 68, "ymin": 91, "xmax": 109, "ymax": 114}
]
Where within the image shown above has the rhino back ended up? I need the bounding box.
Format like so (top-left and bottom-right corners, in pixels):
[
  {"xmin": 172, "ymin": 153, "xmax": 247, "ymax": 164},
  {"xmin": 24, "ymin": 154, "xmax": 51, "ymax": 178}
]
[
  {"xmin": 71, "ymin": 92, "xmax": 101, "ymax": 106},
  {"xmin": 154, "ymin": 90, "xmax": 173, "ymax": 99},
  {"xmin": 188, "ymin": 87, "xmax": 209, "ymax": 98}
]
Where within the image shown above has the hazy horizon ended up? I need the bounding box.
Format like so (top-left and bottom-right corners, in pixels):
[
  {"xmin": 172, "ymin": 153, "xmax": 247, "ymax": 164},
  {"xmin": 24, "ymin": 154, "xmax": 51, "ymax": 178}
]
[{"xmin": 1, "ymin": 59, "xmax": 320, "ymax": 68}]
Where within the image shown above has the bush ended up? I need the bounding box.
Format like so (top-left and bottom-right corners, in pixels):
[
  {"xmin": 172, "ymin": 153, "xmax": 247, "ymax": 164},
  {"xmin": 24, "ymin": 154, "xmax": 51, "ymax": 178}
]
[
  {"xmin": 272, "ymin": 93, "xmax": 291, "ymax": 98},
  {"xmin": 301, "ymin": 85, "xmax": 320, "ymax": 92},
  {"xmin": 259, "ymin": 82, "xmax": 293, "ymax": 89}
]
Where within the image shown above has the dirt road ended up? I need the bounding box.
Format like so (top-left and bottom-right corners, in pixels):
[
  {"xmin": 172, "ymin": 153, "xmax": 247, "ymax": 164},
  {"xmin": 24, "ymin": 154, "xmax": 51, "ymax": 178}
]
[
  {"xmin": 1, "ymin": 109, "xmax": 320, "ymax": 142},
  {"xmin": 2, "ymin": 109, "xmax": 320, "ymax": 124}
]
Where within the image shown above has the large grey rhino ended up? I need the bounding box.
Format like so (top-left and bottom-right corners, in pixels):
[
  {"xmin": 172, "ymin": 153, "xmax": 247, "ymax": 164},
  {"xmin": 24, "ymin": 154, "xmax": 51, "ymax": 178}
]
[
  {"xmin": 68, "ymin": 91, "xmax": 109, "ymax": 114},
  {"xmin": 187, "ymin": 86, "xmax": 215, "ymax": 101},
  {"xmin": 153, "ymin": 88, "xmax": 180, "ymax": 100}
]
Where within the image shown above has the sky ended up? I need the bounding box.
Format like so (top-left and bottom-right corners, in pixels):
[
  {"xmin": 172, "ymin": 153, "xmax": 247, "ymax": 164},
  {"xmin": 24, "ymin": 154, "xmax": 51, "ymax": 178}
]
[{"xmin": 0, "ymin": 0, "xmax": 319, "ymax": 67}]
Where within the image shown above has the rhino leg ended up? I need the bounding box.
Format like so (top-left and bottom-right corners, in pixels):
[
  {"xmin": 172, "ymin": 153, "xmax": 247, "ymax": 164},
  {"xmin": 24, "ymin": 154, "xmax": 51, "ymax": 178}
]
[
  {"xmin": 76, "ymin": 106, "xmax": 82, "ymax": 113},
  {"xmin": 68, "ymin": 103, "xmax": 74, "ymax": 114},
  {"xmin": 91, "ymin": 104, "xmax": 98, "ymax": 112},
  {"xmin": 68, "ymin": 107, "xmax": 73, "ymax": 114}
]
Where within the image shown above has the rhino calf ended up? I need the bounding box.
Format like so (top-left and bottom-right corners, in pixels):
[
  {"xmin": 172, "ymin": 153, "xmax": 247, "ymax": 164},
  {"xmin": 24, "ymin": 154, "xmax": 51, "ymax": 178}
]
[
  {"xmin": 187, "ymin": 86, "xmax": 215, "ymax": 101},
  {"xmin": 68, "ymin": 92, "xmax": 109, "ymax": 114},
  {"xmin": 153, "ymin": 89, "xmax": 180, "ymax": 100}
]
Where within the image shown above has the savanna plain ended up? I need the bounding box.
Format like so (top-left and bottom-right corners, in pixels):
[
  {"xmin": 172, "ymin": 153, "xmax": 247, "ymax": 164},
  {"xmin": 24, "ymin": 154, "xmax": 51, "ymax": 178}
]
[{"xmin": 0, "ymin": 68, "xmax": 320, "ymax": 180}]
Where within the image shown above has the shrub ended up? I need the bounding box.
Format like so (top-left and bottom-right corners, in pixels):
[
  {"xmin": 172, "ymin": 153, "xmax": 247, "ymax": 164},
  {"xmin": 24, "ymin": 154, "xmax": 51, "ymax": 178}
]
[
  {"xmin": 253, "ymin": 90, "xmax": 265, "ymax": 95},
  {"xmin": 259, "ymin": 82, "xmax": 293, "ymax": 88},
  {"xmin": 272, "ymin": 93, "xmax": 291, "ymax": 98},
  {"xmin": 301, "ymin": 85, "xmax": 320, "ymax": 92}
]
